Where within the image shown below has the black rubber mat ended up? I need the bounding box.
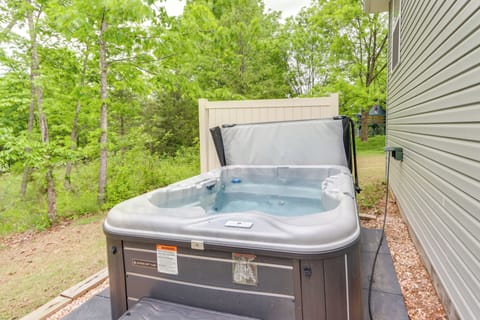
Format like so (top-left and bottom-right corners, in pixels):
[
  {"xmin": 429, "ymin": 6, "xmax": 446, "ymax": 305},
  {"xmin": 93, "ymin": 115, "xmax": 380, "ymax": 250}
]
[{"xmin": 118, "ymin": 298, "xmax": 259, "ymax": 319}]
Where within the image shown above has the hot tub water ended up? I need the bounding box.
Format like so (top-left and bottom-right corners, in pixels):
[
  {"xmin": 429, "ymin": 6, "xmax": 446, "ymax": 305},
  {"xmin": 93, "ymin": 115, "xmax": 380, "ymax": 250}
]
[{"xmin": 205, "ymin": 179, "xmax": 325, "ymax": 216}]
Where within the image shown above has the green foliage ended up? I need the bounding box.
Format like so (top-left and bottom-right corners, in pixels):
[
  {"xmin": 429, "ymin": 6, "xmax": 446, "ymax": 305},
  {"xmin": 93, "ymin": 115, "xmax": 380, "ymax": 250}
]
[
  {"xmin": 0, "ymin": 128, "xmax": 47, "ymax": 172},
  {"xmin": 0, "ymin": 148, "xmax": 199, "ymax": 235},
  {"xmin": 203, "ymin": 0, "xmax": 291, "ymax": 98},
  {"xmin": 286, "ymin": 0, "xmax": 388, "ymax": 113},
  {"xmin": 0, "ymin": 172, "xmax": 51, "ymax": 235},
  {"xmin": 0, "ymin": 73, "xmax": 30, "ymax": 132},
  {"xmin": 142, "ymin": 93, "xmax": 199, "ymax": 155},
  {"xmin": 0, "ymin": 0, "xmax": 389, "ymax": 235},
  {"xmin": 105, "ymin": 144, "xmax": 199, "ymax": 208},
  {"xmin": 55, "ymin": 163, "xmax": 101, "ymax": 217},
  {"xmin": 139, "ymin": 0, "xmax": 292, "ymax": 155}
]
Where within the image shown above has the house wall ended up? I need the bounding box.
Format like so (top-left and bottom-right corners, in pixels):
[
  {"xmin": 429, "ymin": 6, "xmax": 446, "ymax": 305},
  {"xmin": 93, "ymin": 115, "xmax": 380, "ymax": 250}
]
[
  {"xmin": 198, "ymin": 95, "xmax": 339, "ymax": 172},
  {"xmin": 386, "ymin": 1, "xmax": 480, "ymax": 319}
]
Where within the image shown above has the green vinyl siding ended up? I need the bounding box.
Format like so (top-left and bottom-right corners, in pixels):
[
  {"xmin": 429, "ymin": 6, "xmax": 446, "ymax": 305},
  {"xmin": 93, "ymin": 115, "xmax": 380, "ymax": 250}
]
[{"xmin": 386, "ymin": 0, "xmax": 480, "ymax": 319}]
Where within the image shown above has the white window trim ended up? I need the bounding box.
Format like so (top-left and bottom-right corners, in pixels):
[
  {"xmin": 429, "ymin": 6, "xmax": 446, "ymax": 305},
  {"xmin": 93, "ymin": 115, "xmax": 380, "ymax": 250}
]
[{"xmin": 390, "ymin": 0, "xmax": 401, "ymax": 72}]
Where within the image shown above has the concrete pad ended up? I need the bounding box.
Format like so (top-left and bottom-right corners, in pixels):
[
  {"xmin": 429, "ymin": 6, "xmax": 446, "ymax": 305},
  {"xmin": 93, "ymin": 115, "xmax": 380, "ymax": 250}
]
[
  {"xmin": 360, "ymin": 228, "xmax": 390, "ymax": 254},
  {"xmin": 362, "ymin": 289, "xmax": 408, "ymax": 320},
  {"xmin": 361, "ymin": 251, "xmax": 403, "ymax": 295},
  {"xmin": 62, "ymin": 296, "xmax": 111, "ymax": 320},
  {"xmin": 97, "ymin": 288, "xmax": 110, "ymax": 299}
]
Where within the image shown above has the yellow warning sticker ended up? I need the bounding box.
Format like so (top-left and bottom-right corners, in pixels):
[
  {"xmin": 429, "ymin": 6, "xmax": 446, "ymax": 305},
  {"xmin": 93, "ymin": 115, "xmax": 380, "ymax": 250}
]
[{"xmin": 156, "ymin": 244, "xmax": 178, "ymax": 275}]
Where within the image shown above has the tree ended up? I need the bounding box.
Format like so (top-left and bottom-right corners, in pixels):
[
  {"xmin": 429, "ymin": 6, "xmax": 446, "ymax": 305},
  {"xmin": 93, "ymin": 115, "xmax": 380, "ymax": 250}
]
[
  {"xmin": 64, "ymin": 47, "xmax": 89, "ymax": 190},
  {"xmin": 47, "ymin": 0, "xmax": 153, "ymax": 204},
  {"xmin": 0, "ymin": 0, "xmax": 389, "ymax": 231},
  {"xmin": 139, "ymin": 0, "xmax": 292, "ymax": 155},
  {"xmin": 1, "ymin": 1, "xmax": 80, "ymax": 221},
  {"xmin": 332, "ymin": 0, "xmax": 387, "ymax": 141},
  {"xmin": 97, "ymin": 7, "xmax": 108, "ymax": 204},
  {"xmin": 285, "ymin": 5, "xmax": 333, "ymax": 95},
  {"xmin": 26, "ymin": 0, "xmax": 57, "ymax": 220},
  {"xmin": 203, "ymin": 0, "xmax": 291, "ymax": 99},
  {"xmin": 0, "ymin": 0, "xmax": 38, "ymax": 195},
  {"xmin": 286, "ymin": 0, "xmax": 388, "ymax": 140}
]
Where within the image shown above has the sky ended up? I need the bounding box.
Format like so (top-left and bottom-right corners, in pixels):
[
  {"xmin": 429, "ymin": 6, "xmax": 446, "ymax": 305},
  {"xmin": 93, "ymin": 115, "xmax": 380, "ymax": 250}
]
[{"xmin": 163, "ymin": 0, "xmax": 312, "ymax": 19}]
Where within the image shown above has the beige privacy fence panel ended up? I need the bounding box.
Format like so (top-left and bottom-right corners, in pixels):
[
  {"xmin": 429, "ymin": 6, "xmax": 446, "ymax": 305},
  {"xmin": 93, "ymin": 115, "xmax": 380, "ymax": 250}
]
[{"xmin": 199, "ymin": 94, "xmax": 339, "ymax": 172}]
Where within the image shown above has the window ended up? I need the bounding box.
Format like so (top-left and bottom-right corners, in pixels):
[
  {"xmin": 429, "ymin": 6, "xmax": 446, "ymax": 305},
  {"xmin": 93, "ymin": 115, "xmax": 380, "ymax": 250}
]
[{"xmin": 390, "ymin": 0, "xmax": 401, "ymax": 71}]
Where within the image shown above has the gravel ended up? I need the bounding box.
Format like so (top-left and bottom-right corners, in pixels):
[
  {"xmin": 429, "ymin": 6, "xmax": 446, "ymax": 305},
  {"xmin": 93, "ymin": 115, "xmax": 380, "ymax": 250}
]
[{"xmin": 46, "ymin": 279, "xmax": 109, "ymax": 320}]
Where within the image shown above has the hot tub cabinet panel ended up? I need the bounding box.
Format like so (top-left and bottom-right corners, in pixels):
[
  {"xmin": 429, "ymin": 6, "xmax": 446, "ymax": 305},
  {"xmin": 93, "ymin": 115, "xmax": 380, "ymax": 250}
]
[
  {"xmin": 300, "ymin": 245, "xmax": 362, "ymax": 320},
  {"xmin": 106, "ymin": 238, "xmax": 361, "ymax": 320},
  {"xmin": 104, "ymin": 165, "xmax": 362, "ymax": 319}
]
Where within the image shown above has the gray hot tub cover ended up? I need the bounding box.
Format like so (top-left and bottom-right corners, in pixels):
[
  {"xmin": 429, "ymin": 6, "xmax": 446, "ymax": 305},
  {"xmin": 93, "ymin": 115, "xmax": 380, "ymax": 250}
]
[{"xmin": 210, "ymin": 117, "xmax": 360, "ymax": 192}]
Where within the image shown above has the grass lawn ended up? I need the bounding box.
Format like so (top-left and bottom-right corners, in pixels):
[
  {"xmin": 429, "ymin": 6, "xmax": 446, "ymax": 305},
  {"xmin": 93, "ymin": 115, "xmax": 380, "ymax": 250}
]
[
  {"xmin": 356, "ymin": 135, "xmax": 386, "ymax": 155},
  {"xmin": 355, "ymin": 135, "xmax": 386, "ymax": 182},
  {"xmin": 358, "ymin": 153, "xmax": 385, "ymax": 182},
  {"xmin": 0, "ymin": 214, "xmax": 107, "ymax": 319},
  {"xmin": 356, "ymin": 136, "xmax": 387, "ymax": 213},
  {"xmin": 356, "ymin": 154, "xmax": 386, "ymax": 213}
]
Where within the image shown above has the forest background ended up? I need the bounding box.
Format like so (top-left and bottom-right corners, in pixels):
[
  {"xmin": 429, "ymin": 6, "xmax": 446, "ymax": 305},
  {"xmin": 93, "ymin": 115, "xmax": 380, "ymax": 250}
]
[{"xmin": 0, "ymin": 0, "xmax": 387, "ymax": 234}]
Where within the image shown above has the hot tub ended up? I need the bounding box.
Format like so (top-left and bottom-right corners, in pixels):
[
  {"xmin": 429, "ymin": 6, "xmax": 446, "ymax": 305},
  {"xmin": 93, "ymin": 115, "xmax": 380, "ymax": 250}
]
[{"xmin": 104, "ymin": 165, "xmax": 362, "ymax": 320}]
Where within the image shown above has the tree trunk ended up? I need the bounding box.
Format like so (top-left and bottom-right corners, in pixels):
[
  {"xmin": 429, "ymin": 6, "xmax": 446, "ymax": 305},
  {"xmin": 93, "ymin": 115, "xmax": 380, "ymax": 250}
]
[
  {"xmin": 46, "ymin": 169, "xmax": 56, "ymax": 222},
  {"xmin": 34, "ymin": 54, "xmax": 57, "ymax": 223},
  {"xmin": 63, "ymin": 98, "xmax": 81, "ymax": 190},
  {"xmin": 65, "ymin": 50, "xmax": 89, "ymax": 190},
  {"xmin": 21, "ymin": 2, "xmax": 39, "ymax": 196},
  {"xmin": 98, "ymin": 9, "xmax": 108, "ymax": 205},
  {"xmin": 20, "ymin": 168, "xmax": 30, "ymax": 195},
  {"xmin": 20, "ymin": 66, "xmax": 36, "ymax": 195},
  {"xmin": 119, "ymin": 113, "xmax": 126, "ymax": 155},
  {"xmin": 360, "ymin": 110, "xmax": 369, "ymax": 142},
  {"xmin": 27, "ymin": 1, "xmax": 57, "ymax": 220}
]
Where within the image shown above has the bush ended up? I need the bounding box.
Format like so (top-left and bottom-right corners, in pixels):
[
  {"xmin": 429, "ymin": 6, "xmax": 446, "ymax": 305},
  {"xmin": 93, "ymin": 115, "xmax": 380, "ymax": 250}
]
[
  {"xmin": 56, "ymin": 162, "xmax": 100, "ymax": 219},
  {"xmin": 0, "ymin": 172, "xmax": 51, "ymax": 234},
  {"xmin": 104, "ymin": 145, "xmax": 200, "ymax": 208},
  {"xmin": 0, "ymin": 145, "xmax": 200, "ymax": 235}
]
